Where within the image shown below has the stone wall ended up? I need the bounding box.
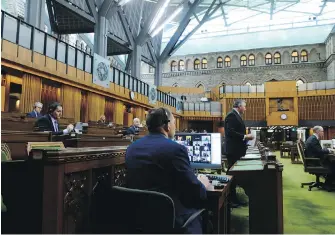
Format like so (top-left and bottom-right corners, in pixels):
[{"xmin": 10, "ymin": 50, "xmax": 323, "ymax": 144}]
[{"xmin": 141, "ymin": 29, "xmax": 335, "ymax": 86}]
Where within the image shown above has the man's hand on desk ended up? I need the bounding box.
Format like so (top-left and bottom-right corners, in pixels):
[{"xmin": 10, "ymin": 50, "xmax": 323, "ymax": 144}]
[
  {"xmin": 244, "ymin": 134, "xmax": 254, "ymax": 141},
  {"xmin": 197, "ymin": 174, "xmax": 211, "ymax": 189},
  {"xmin": 66, "ymin": 124, "xmax": 74, "ymax": 132}
]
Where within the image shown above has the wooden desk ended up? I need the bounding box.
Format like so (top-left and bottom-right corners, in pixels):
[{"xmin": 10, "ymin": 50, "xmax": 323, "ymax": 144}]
[
  {"xmin": 1, "ymin": 131, "xmax": 51, "ymax": 159},
  {"xmin": 228, "ymin": 160, "xmax": 284, "ymax": 234},
  {"xmin": 1, "ymin": 146, "xmax": 127, "ymax": 234},
  {"xmin": 206, "ymin": 176, "xmax": 232, "ymax": 234}
]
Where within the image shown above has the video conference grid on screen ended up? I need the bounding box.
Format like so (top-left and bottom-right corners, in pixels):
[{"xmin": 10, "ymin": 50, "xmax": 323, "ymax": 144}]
[{"xmin": 175, "ymin": 133, "xmax": 221, "ymax": 167}]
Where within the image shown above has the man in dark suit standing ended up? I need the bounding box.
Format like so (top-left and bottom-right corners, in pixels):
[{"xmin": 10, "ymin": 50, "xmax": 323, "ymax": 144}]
[
  {"xmin": 224, "ymin": 99, "xmax": 254, "ymax": 206},
  {"xmin": 34, "ymin": 102, "xmax": 74, "ymax": 135},
  {"xmin": 26, "ymin": 102, "xmax": 43, "ymax": 118},
  {"xmin": 126, "ymin": 107, "xmax": 210, "ymax": 233},
  {"xmin": 305, "ymin": 126, "xmax": 334, "ymax": 184}
]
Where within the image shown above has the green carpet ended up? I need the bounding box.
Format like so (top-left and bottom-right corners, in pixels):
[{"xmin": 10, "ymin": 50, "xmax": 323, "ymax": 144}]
[{"xmin": 230, "ymin": 154, "xmax": 335, "ymax": 234}]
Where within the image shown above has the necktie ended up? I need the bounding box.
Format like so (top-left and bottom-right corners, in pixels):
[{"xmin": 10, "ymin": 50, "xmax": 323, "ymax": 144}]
[{"xmin": 54, "ymin": 120, "xmax": 59, "ymax": 132}]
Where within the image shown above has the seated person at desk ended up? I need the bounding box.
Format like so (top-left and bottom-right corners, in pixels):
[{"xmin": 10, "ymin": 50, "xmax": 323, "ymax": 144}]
[
  {"xmin": 97, "ymin": 115, "xmax": 106, "ymax": 124},
  {"xmin": 125, "ymin": 107, "xmax": 210, "ymax": 234},
  {"xmin": 126, "ymin": 118, "xmax": 140, "ymax": 135},
  {"xmin": 34, "ymin": 102, "xmax": 74, "ymax": 135},
  {"xmin": 305, "ymin": 126, "xmax": 335, "ymax": 183},
  {"xmin": 27, "ymin": 102, "xmax": 43, "ymax": 118}
]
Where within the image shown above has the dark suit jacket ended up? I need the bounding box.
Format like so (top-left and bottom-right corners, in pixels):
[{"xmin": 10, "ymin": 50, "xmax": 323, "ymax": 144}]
[
  {"xmin": 125, "ymin": 133, "xmax": 207, "ymax": 233},
  {"xmin": 224, "ymin": 109, "xmax": 247, "ymax": 157},
  {"xmin": 126, "ymin": 125, "xmax": 139, "ymax": 135},
  {"xmin": 34, "ymin": 115, "xmax": 64, "ymax": 135},
  {"xmin": 305, "ymin": 135, "xmax": 329, "ymax": 159},
  {"xmin": 27, "ymin": 111, "xmax": 42, "ymax": 118}
]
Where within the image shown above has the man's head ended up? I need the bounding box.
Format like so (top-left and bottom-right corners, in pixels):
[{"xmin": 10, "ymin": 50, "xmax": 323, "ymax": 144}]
[
  {"xmin": 146, "ymin": 107, "xmax": 175, "ymax": 139},
  {"xmin": 33, "ymin": 102, "xmax": 43, "ymax": 113},
  {"xmin": 233, "ymin": 99, "xmax": 246, "ymax": 114},
  {"xmin": 47, "ymin": 102, "xmax": 63, "ymax": 120},
  {"xmin": 133, "ymin": 118, "xmax": 140, "ymax": 127},
  {"xmin": 218, "ymin": 121, "xmax": 225, "ymax": 136},
  {"xmin": 313, "ymin": 126, "xmax": 324, "ymax": 138}
]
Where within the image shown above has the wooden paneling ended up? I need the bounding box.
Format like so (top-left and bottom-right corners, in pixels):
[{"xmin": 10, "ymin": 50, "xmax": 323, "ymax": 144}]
[
  {"xmin": 17, "ymin": 46, "xmax": 32, "ymax": 67},
  {"xmin": 80, "ymin": 91, "xmax": 88, "ymax": 122},
  {"xmin": 40, "ymin": 80, "xmax": 62, "ymax": 115},
  {"xmin": 88, "ymin": 92, "xmax": 105, "ymax": 122},
  {"xmin": 32, "ymin": 52, "xmax": 46, "ymax": 70},
  {"xmin": 298, "ymin": 95, "xmax": 335, "ymax": 120},
  {"xmin": 105, "ymin": 98, "xmax": 114, "ymax": 122},
  {"xmin": 113, "ymin": 101, "xmax": 124, "ymax": 125},
  {"xmin": 20, "ymin": 74, "xmax": 42, "ymax": 113},
  {"xmin": 62, "ymin": 85, "xmax": 81, "ymax": 122},
  {"xmin": 265, "ymin": 81, "xmax": 297, "ymax": 98},
  {"xmin": 267, "ymin": 111, "xmax": 298, "ymax": 126},
  {"xmin": 225, "ymin": 98, "xmax": 266, "ymax": 121},
  {"xmin": 1, "ymin": 40, "xmax": 18, "ymax": 61}
]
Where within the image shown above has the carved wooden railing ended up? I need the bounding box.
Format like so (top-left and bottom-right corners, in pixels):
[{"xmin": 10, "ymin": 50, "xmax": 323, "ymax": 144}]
[{"xmin": 1, "ymin": 146, "xmax": 127, "ymax": 234}]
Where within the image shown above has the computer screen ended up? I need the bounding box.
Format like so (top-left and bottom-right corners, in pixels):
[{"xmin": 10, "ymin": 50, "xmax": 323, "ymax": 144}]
[{"xmin": 174, "ymin": 133, "xmax": 222, "ymax": 169}]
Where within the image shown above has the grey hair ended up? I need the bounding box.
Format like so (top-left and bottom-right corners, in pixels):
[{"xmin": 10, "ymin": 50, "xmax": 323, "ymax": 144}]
[
  {"xmin": 34, "ymin": 102, "xmax": 43, "ymax": 108},
  {"xmin": 133, "ymin": 118, "xmax": 140, "ymax": 123},
  {"xmin": 233, "ymin": 99, "xmax": 246, "ymax": 108},
  {"xmin": 313, "ymin": 126, "xmax": 323, "ymax": 133}
]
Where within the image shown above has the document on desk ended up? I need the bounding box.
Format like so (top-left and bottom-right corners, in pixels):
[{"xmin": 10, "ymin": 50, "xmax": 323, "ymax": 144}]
[
  {"xmin": 242, "ymin": 154, "xmax": 261, "ymax": 160},
  {"xmin": 230, "ymin": 164, "xmax": 264, "ymax": 171},
  {"xmin": 236, "ymin": 160, "xmax": 263, "ymax": 166}
]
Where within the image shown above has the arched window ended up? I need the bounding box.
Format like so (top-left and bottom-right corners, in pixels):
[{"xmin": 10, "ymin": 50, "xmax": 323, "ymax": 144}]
[
  {"xmin": 274, "ymin": 52, "xmax": 281, "ymax": 64},
  {"xmin": 201, "ymin": 58, "xmax": 207, "ymax": 69},
  {"xmin": 265, "ymin": 53, "xmax": 272, "ymax": 65},
  {"xmin": 224, "ymin": 56, "xmax": 231, "ymax": 67},
  {"xmin": 194, "ymin": 59, "xmax": 200, "ymax": 70},
  {"xmin": 240, "ymin": 55, "xmax": 247, "ymax": 67},
  {"xmin": 197, "ymin": 84, "xmax": 204, "ymax": 90},
  {"xmin": 178, "ymin": 60, "xmax": 185, "ymax": 71},
  {"xmin": 171, "ymin": 60, "xmax": 177, "ymax": 71},
  {"xmin": 217, "ymin": 57, "xmax": 223, "ymax": 68},
  {"xmin": 248, "ymin": 54, "xmax": 255, "ymax": 66},
  {"xmin": 245, "ymin": 82, "xmax": 252, "ymax": 86},
  {"xmin": 301, "ymin": 50, "xmax": 308, "ymax": 62},
  {"xmin": 296, "ymin": 79, "xmax": 304, "ymax": 87},
  {"xmin": 291, "ymin": 51, "xmax": 299, "ymax": 63}
]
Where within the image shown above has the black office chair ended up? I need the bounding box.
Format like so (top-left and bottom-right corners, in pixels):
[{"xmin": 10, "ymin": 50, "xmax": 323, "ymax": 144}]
[
  {"xmin": 297, "ymin": 140, "xmax": 333, "ymax": 192},
  {"xmin": 92, "ymin": 186, "xmax": 206, "ymax": 234}
]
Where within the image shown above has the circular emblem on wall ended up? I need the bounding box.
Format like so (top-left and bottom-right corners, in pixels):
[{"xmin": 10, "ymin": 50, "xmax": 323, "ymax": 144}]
[
  {"xmin": 280, "ymin": 113, "xmax": 287, "ymax": 120},
  {"xmin": 96, "ymin": 62, "xmax": 108, "ymax": 81},
  {"xmin": 150, "ymin": 87, "xmax": 157, "ymax": 101},
  {"xmin": 130, "ymin": 91, "xmax": 135, "ymax": 100}
]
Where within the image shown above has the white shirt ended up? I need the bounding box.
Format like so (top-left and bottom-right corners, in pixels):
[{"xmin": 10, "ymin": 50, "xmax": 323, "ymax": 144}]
[{"xmin": 49, "ymin": 115, "xmax": 69, "ymax": 134}]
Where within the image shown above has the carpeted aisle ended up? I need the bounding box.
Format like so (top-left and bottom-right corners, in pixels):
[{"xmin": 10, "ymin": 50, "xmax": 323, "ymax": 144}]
[{"xmin": 230, "ymin": 154, "xmax": 335, "ymax": 234}]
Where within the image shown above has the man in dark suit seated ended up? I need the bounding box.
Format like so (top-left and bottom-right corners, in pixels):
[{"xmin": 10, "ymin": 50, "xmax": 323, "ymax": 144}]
[
  {"xmin": 34, "ymin": 102, "xmax": 74, "ymax": 135},
  {"xmin": 26, "ymin": 102, "xmax": 43, "ymax": 118},
  {"xmin": 126, "ymin": 107, "xmax": 210, "ymax": 234},
  {"xmin": 305, "ymin": 126, "xmax": 335, "ymax": 184},
  {"xmin": 224, "ymin": 99, "xmax": 254, "ymax": 207},
  {"xmin": 126, "ymin": 118, "xmax": 140, "ymax": 135}
]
